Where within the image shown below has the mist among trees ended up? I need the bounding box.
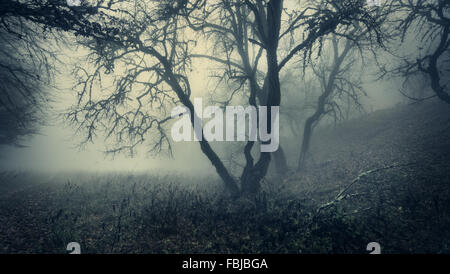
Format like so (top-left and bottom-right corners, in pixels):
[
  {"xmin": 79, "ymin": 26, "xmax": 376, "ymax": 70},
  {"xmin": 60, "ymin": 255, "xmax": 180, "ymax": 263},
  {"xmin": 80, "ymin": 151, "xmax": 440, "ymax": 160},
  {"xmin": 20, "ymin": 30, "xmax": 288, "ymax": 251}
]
[{"xmin": 0, "ymin": 0, "xmax": 449, "ymax": 254}]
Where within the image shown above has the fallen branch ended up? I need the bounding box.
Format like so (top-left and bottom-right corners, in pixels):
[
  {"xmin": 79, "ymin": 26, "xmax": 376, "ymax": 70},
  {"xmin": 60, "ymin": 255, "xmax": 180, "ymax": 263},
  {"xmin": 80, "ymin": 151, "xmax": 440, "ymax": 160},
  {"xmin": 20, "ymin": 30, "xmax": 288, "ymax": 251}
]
[{"xmin": 316, "ymin": 162, "xmax": 416, "ymax": 214}]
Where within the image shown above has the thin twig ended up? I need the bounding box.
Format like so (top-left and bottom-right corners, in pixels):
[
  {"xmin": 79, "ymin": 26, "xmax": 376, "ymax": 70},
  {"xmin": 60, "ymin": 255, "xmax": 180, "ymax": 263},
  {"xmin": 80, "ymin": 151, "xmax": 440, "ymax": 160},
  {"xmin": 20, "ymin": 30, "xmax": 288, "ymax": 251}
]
[{"xmin": 316, "ymin": 162, "xmax": 416, "ymax": 214}]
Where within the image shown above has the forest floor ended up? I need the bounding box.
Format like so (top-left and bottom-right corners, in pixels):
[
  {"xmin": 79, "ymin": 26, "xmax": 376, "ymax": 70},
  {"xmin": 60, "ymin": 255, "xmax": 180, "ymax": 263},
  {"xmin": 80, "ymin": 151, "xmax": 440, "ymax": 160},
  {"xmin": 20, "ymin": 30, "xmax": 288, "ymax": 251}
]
[{"xmin": 0, "ymin": 99, "xmax": 449, "ymax": 253}]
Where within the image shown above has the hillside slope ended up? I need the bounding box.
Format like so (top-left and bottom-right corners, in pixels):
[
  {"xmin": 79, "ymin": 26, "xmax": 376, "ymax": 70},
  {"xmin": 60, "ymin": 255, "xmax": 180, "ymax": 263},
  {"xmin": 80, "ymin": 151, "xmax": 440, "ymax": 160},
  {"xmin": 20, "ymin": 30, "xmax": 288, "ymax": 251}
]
[
  {"xmin": 286, "ymin": 98, "xmax": 450, "ymax": 189},
  {"xmin": 0, "ymin": 99, "xmax": 449, "ymax": 254},
  {"xmin": 280, "ymin": 99, "xmax": 450, "ymax": 252}
]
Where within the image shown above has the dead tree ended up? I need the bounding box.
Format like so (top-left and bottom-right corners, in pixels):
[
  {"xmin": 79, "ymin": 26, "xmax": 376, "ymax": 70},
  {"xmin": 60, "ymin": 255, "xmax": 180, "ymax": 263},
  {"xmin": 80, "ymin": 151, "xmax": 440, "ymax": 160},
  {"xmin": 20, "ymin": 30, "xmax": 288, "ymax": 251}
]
[
  {"xmin": 388, "ymin": 0, "xmax": 450, "ymax": 104},
  {"xmin": 4, "ymin": 0, "xmax": 387, "ymax": 196},
  {"xmin": 297, "ymin": 34, "xmax": 366, "ymax": 171},
  {"xmin": 187, "ymin": 1, "xmax": 289, "ymax": 178},
  {"xmin": 185, "ymin": 0, "xmax": 385, "ymax": 193},
  {"xmin": 0, "ymin": 0, "xmax": 64, "ymax": 145}
]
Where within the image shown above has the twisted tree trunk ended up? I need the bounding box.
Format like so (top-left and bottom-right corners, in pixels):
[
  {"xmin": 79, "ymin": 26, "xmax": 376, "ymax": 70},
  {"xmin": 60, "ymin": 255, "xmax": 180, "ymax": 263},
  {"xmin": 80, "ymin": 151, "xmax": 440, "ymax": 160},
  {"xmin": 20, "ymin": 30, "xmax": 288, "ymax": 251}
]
[
  {"xmin": 240, "ymin": 0, "xmax": 283, "ymax": 195},
  {"xmin": 297, "ymin": 37, "xmax": 352, "ymax": 172}
]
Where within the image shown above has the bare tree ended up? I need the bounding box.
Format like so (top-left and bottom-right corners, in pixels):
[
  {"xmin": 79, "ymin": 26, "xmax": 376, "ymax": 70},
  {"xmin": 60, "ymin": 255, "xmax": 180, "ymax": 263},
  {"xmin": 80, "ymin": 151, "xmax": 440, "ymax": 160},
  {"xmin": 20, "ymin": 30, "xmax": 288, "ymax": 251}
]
[
  {"xmin": 186, "ymin": 1, "xmax": 290, "ymax": 179},
  {"xmin": 2, "ymin": 0, "xmax": 387, "ymax": 196},
  {"xmin": 0, "ymin": 1, "xmax": 59, "ymax": 145},
  {"xmin": 0, "ymin": 0, "xmax": 105, "ymax": 145},
  {"xmin": 297, "ymin": 34, "xmax": 366, "ymax": 171},
  {"xmin": 388, "ymin": 0, "xmax": 450, "ymax": 103},
  {"xmin": 66, "ymin": 0, "xmax": 242, "ymax": 196},
  {"xmin": 183, "ymin": 0, "xmax": 385, "ymax": 193}
]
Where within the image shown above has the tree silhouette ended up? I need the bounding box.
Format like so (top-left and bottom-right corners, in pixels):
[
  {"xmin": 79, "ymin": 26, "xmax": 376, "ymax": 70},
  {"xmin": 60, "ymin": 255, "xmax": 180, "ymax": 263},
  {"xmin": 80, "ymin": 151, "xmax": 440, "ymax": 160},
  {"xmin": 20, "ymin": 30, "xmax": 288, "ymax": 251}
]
[
  {"xmin": 0, "ymin": 0, "xmax": 98, "ymax": 145},
  {"xmin": 389, "ymin": 0, "xmax": 450, "ymax": 104},
  {"xmin": 1, "ymin": 0, "xmax": 387, "ymax": 196}
]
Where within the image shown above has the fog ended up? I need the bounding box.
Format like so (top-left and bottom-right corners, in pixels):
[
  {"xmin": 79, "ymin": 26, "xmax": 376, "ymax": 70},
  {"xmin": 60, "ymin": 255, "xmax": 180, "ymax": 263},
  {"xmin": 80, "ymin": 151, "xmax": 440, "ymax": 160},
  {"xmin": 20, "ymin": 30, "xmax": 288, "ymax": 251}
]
[
  {"xmin": 2, "ymin": 0, "xmax": 449, "ymax": 255},
  {"xmin": 0, "ymin": 47, "xmax": 218, "ymax": 173},
  {"xmin": 0, "ymin": 45, "xmax": 405, "ymax": 174},
  {"xmin": 0, "ymin": 0, "xmax": 416, "ymax": 175}
]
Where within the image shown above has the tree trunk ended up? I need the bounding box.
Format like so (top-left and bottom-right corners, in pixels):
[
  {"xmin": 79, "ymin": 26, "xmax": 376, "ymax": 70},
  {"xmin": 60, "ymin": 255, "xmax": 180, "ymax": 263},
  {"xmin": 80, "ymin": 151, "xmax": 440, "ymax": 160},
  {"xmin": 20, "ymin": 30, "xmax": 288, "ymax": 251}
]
[
  {"xmin": 258, "ymin": 75, "xmax": 289, "ymax": 177},
  {"xmin": 240, "ymin": 153, "xmax": 271, "ymax": 195},
  {"xmin": 273, "ymin": 145, "xmax": 289, "ymax": 175},
  {"xmin": 296, "ymin": 36, "xmax": 352, "ymax": 172},
  {"xmin": 297, "ymin": 115, "xmax": 316, "ymax": 172},
  {"xmin": 156, "ymin": 54, "xmax": 240, "ymax": 197},
  {"xmin": 198, "ymin": 141, "xmax": 240, "ymax": 196},
  {"xmin": 240, "ymin": 0, "xmax": 283, "ymax": 195},
  {"xmin": 427, "ymin": 26, "xmax": 450, "ymax": 104}
]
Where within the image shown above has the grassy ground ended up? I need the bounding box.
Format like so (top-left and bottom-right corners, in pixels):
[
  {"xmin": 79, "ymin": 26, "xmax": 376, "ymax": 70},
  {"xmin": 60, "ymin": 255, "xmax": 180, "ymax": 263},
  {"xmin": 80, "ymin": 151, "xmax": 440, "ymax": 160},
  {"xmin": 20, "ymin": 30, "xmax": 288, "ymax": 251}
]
[{"xmin": 0, "ymin": 99, "xmax": 449, "ymax": 253}]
